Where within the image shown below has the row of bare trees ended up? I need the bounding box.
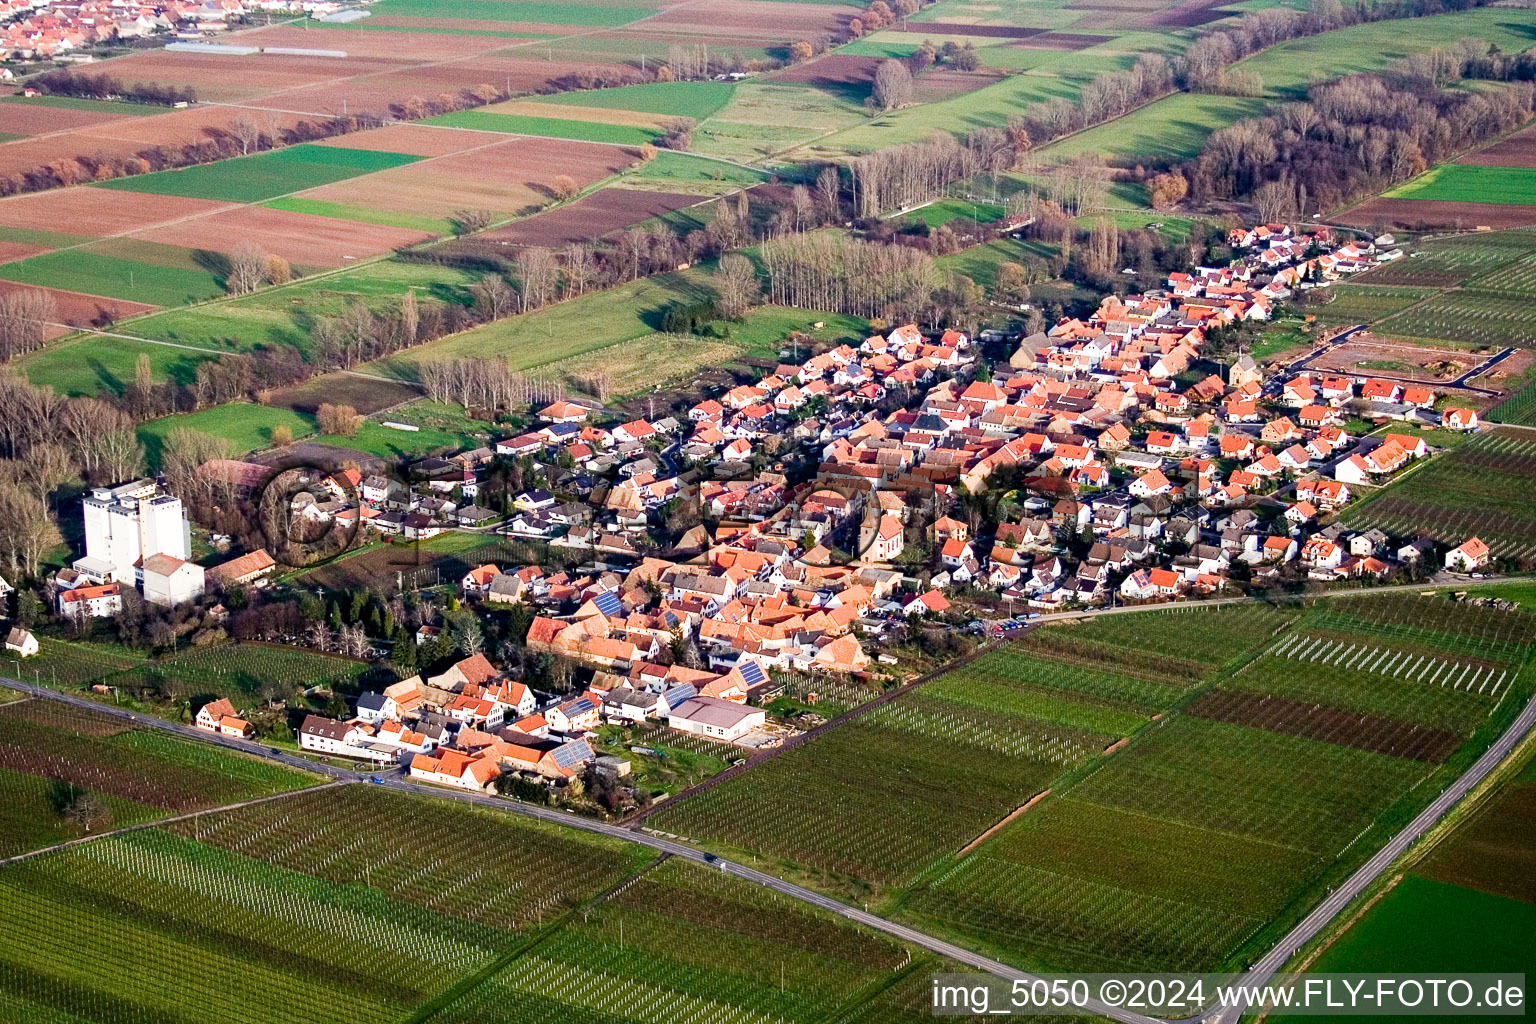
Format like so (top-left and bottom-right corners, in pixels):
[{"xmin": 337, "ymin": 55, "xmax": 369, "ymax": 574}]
[
  {"xmin": 419, "ymin": 358, "xmax": 565, "ymax": 413},
  {"xmin": 30, "ymin": 69, "xmax": 196, "ymax": 107},
  {"xmin": 0, "ymin": 289, "xmax": 56, "ymax": 363},
  {"xmin": 849, "ymin": 131, "xmax": 1015, "ymax": 218},
  {"xmin": 761, "ymin": 231, "xmax": 938, "ymax": 321},
  {"xmin": 1187, "ymin": 72, "xmax": 1535, "ymax": 214}
]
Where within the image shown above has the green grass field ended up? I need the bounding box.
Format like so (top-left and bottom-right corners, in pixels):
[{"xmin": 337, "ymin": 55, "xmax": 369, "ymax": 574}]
[
  {"xmin": 1386, "ymin": 163, "xmax": 1536, "ymax": 206},
  {"xmin": 0, "ymin": 225, "xmax": 95, "ymax": 249},
  {"xmin": 365, "ymin": 266, "xmax": 865, "ymax": 379},
  {"xmin": 1041, "ymin": 92, "xmax": 1268, "ymax": 163},
  {"xmin": 93, "ymin": 144, "xmax": 423, "ymax": 203},
  {"xmin": 935, "ymin": 237, "xmax": 1056, "ymax": 289},
  {"xmin": 369, "ymin": 0, "xmax": 651, "ymax": 25},
  {"xmin": 1236, "ymin": 6, "xmax": 1536, "ymax": 99},
  {"xmin": 903, "ymin": 198, "xmax": 1005, "ymax": 227},
  {"xmin": 1273, "ymin": 875, "xmax": 1536, "ymax": 1024},
  {"xmin": 0, "ymin": 94, "xmax": 166, "ymax": 115},
  {"xmin": 123, "ymin": 258, "xmax": 482, "ymax": 360},
  {"xmin": 0, "ymin": 248, "xmax": 225, "ymax": 306},
  {"xmin": 529, "ymin": 80, "xmax": 737, "ymax": 120},
  {"xmin": 803, "ymin": 69, "xmax": 1087, "ymax": 156},
  {"xmin": 262, "ymin": 197, "xmax": 454, "ymax": 235},
  {"xmin": 314, "ymin": 400, "xmax": 489, "ymax": 459},
  {"xmin": 21, "ymin": 334, "xmax": 220, "ymax": 397},
  {"xmin": 422, "ymin": 109, "xmax": 660, "ymax": 144},
  {"xmin": 137, "ymin": 403, "xmax": 316, "ymax": 466},
  {"xmin": 630, "ymin": 150, "xmax": 768, "ymax": 185}
]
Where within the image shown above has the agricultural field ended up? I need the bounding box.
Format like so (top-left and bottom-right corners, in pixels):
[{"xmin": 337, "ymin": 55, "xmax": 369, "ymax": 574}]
[
  {"xmin": 94, "ymin": 144, "xmax": 426, "ymax": 204},
  {"xmin": 527, "ymin": 80, "xmax": 739, "ymax": 120},
  {"xmin": 1385, "ymin": 164, "xmax": 1536, "ymax": 207},
  {"xmin": 1355, "ymin": 230, "xmax": 1536, "ymax": 289},
  {"xmin": 648, "ymin": 604, "xmax": 1295, "ymax": 897},
  {"xmin": 0, "ymin": 244, "xmax": 226, "ymax": 308},
  {"xmin": 1276, "ymin": 752, "xmax": 1536, "ymax": 1024},
  {"xmin": 0, "ymin": 784, "xmax": 650, "ymax": 1024},
  {"xmin": 137, "ymin": 403, "xmax": 316, "ymax": 466},
  {"xmin": 902, "ymin": 595, "xmax": 1535, "ymax": 974},
  {"xmin": 1341, "ymin": 430, "xmax": 1536, "ymax": 562},
  {"xmin": 423, "ymin": 109, "xmax": 662, "ymax": 145},
  {"xmin": 106, "ymin": 642, "xmax": 376, "ymax": 705},
  {"xmin": 691, "ymin": 82, "xmax": 869, "ymax": 163},
  {"xmin": 425, "ymin": 856, "xmax": 912, "ymax": 1024},
  {"xmin": 1040, "ymin": 92, "xmax": 1267, "ymax": 164},
  {"xmin": 1309, "ymin": 284, "xmax": 1437, "ymax": 326},
  {"xmin": 934, "ymin": 237, "xmax": 1056, "ymax": 289},
  {"xmin": 0, "ymin": 696, "xmax": 316, "ymax": 859},
  {"xmin": 1486, "ymin": 372, "xmax": 1536, "ymax": 426},
  {"xmin": 365, "ymin": 265, "xmax": 864, "ymax": 381},
  {"xmin": 482, "ymin": 187, "xmax": 705, "ymax": 247}
]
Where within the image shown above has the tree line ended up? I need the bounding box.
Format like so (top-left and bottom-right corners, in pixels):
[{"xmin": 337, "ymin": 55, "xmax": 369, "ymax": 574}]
[
  {"xmin": 1008, "ymin": 0, "xmax": 1497, "ymax": 155},
  {"xmin": 30, "ymin": 69, "xmax": 197, "ymax": 107},
  {"xmin": 1186, "ymin": 67, "xmax": 1535, "ymax": 216}
]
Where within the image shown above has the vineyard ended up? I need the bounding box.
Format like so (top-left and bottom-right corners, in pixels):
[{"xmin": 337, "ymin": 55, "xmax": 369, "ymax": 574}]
[
  {"xmin": 1379, "ymin": 290, "xmax": 1536, "ymax": 347},
  {"xmin": 0, "ymin": 698, "xmax": 314, "ymax": 858},
  {"xmin": 894, "ymin": 595, "xmax": 1533, "ymax": 974},
  {"xmin": 1311, "ymin": 285, "xmax": 1438, "ymax": 325},
  {"xmin": 910, "ymin": 714, "xmax": 1431, "ymax": 973},
  {"xmin": 1342, "ymin": 430, "xmax": 1536, "ymax": 561},
  {"xmin": 650, "ymin": 605, "xmax": 1295, "ymax": 894},
  {"xmin": 1357, "ymin": 230, "xmax": 1536, "ymax": 288},
  {"xmin": 1486, "ymin": 372, "xmax": 1536, "ymax": 426},
  {"xmin": 427, "ymin": 858, "xmax": 910, "ymax": 1024},
  {"xmin": 22, "ymin": 637, "xmax": 147, "ymax": 688},
  {"xmin": 105, "ymin": 642, "xmax": 379, "ymax": 704},
  {"xmin": 164, "ymin": 785, "xmax": 649, "ymax": 932},
  {"xmin": 0, "ymin": 784, "xmax": 659, "ymax": 1024}
]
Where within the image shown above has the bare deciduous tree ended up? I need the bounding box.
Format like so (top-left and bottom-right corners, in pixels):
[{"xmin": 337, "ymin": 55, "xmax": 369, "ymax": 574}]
[
  {"xmin": 0, "ymin": 288, "xmax": 56, "ymax": 362},
  {"xmin": 226, "ymin": 240, "xmax": 269, "ymax": 296},
  {"xmin": 714, "ymin": 253, "xmax": 761, "ymax": 320},
  {"xmin": 317, "ymin": 403, "xmax": 363, "ymax": 436},
  {"xmin": 872, "ymin": 58, "xmax": 913, "ymax": 112}
]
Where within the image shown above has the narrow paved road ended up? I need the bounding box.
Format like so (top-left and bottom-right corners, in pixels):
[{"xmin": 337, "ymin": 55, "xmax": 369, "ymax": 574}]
[
  {"xmin": 6, "ymin": 594, "xmax": 1535, "ymax": 1024},
  {"xmin": 1202, "ymin": 684, "xmax": 1536, "ymax": 1024}
]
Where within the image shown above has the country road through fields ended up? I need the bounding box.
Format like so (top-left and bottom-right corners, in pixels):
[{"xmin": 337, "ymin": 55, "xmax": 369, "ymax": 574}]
[{"xmin": 5, "ymin": 590, "xmax": 1534, "ymax": 1024}]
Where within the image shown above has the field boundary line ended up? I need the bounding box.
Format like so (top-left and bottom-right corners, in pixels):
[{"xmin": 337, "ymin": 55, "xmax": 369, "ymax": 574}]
[
  {"xmin": 957, "ymin": 788, "xmax": 1050, "ymax": 858},
  {"xmin": 0, "ymin": 777, "xmax": 347, "ymax": 868}
]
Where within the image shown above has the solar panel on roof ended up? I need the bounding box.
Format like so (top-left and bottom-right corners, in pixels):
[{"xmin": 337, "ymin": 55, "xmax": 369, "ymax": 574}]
[
  {"xmin": 552, "ymin": 739, "xmax": 594, "ymax": 768},
  {"xmin": 593, "ymin": 591, "xmax": 623, "ymax": 615},
  {"xmin": 565, "ymin": 697, "xmax": 595, "ymax": 715},
  {"xmin": 664, "ymin": 684, "xmax": 696, "ymax": 708},
  {"xmin": 738, "ymin": 662, "xmax": 766, "ymax": 686}
]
